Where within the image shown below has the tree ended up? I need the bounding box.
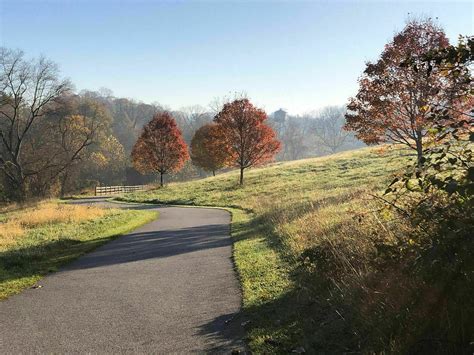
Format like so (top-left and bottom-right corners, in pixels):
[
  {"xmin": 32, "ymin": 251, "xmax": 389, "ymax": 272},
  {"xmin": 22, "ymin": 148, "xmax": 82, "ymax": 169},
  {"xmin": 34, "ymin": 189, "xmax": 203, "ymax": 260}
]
[
  {"xmin": 381, "ymin": 37, "xmax": 473, "ymax": 330},
  {"xmin": 70, "ymin": 134, "xmax": 127, "ymax": 196},
  {"xmin": 131, "ymin": 112, "xmax": 189, "ymax": 187},
  {"xmin": 190, "ymin": 123, "xmax": 228, "ymax": 176},
  {"xmin": 208, "ymin": 91, "xmax": 248, "ymax": 116},
  {"xmin": 313, "ymin": 106, "xmax": 351, "ymax": 154},
  {"xmin": 173, "ymin": 105, "xmax": 213, "ymax": 143},
  {"xmin": 344, "ymin": 19, "xmax": 466, "ymax": 166},
  {"xmin": 22, "ymin": 95, "xmax": 112, "ymax": 197},
  {"xmin": 80, "ymin": 90, "xmax": 162, "ymax": 156},
  {"xmin": 280, "ymin": 117, "xmax": 309, "ymax": 160},
  {"xmin": 0, "ymin": 48, "xmax": 72, "ymax": 199},
  {"xmin": 214, "ymin": 99, "xmax": 281, "ymax": 184},
  {"xmin": 108, "ymin": 96, "xmax": 161, "ymax": 154},
  {"xmin": 387, "ymin": 35, "xmax": 473, "ymax": 198}
]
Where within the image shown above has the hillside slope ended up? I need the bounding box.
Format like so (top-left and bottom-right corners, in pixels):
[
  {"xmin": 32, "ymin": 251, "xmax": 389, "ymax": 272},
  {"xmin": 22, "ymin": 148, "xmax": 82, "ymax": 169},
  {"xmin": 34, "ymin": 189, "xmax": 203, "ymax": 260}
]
[
  {"xmin": 121, "ymin": 146, "xmax": 409, "ymax": 210},
  {"xmin": 121, "ymin": 146, "xmax": 472, "ymax": 353},
  {"xmin": 119, "ymin": 146, "xmax": 427, "ymax": 352}
]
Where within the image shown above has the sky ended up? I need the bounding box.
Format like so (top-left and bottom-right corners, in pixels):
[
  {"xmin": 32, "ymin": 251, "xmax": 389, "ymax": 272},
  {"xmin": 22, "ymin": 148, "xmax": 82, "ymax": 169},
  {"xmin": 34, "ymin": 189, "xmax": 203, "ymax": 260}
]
[{"xmin": 0, "ymin": 0, "xmax": 472, "ymax": 115}]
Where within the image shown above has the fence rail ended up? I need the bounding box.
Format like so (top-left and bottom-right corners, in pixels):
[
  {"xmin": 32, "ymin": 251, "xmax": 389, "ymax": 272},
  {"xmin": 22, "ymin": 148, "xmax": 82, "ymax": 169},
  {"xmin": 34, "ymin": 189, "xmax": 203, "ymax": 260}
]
[{"xmin": 95, "ymin": 185, "xmax": 146, "ymax": 196}]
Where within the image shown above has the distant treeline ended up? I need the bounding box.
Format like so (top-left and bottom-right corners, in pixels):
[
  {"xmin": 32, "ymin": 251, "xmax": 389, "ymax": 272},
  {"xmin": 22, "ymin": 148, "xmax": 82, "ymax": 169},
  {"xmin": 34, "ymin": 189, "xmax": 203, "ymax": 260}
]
[
  {"xmin": 0, "ymin": 48, "xmax": 362, "ymax": 201},
  {"xmin": 93, "ymin": 93, "xmax": 364, "ymax": 185}
]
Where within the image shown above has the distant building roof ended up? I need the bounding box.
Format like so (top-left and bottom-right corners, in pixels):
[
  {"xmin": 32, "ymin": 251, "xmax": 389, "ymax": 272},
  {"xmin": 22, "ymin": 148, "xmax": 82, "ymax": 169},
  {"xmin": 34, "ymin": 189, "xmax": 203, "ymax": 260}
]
[{"xmin": 273, "ymin": 108, "xmax": 287, "ymax": 122}]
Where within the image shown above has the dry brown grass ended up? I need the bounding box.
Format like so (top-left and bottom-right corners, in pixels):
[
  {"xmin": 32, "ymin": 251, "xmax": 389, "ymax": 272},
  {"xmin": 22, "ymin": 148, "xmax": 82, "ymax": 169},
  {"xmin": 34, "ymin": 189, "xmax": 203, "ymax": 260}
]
[
  {"xmin": 0, "ymin": 220, "xmax": 25, "ymax": 248},
  {"xmin": 0, "ymin": 201, "xmax": 157, "ymax": 300},
  {"xmin": 14, "ymin": 202, "xmax": 107, "ymax": 227},
  {"xmin": 0, "ymin": 202, "xmax": 108, "ymax": 249}
]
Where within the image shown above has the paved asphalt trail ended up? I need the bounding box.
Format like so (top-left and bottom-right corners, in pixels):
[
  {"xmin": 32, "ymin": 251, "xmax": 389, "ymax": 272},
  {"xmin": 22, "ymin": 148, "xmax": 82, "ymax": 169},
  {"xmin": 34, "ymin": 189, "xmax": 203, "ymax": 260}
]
[{"xmin": 0, "ymin": 198, "xmax": 245, "ymax": 353}]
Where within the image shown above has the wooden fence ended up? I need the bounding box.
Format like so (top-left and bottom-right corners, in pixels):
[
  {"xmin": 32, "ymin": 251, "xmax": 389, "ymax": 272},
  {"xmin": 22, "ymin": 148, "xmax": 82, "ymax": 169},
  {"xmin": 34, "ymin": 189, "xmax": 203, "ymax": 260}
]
[{"xmin": 95, "ymin": 185, "xmax": 146, "ymax": 196}]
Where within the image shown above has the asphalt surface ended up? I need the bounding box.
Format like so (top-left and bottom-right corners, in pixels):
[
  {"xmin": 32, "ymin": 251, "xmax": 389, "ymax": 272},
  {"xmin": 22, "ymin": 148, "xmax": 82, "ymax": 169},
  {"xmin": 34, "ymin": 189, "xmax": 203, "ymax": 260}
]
[{"xmin": 0, "ymin": 198, "xmax": 245, "ymax": 353}]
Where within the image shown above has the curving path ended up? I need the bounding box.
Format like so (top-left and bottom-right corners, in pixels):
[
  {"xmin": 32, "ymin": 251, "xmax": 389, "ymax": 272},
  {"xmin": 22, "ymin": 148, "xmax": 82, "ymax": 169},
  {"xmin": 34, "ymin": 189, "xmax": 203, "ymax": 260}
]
[{"xmin": 0, "ymin": 198, "xmax": 245, "ymax": 353}]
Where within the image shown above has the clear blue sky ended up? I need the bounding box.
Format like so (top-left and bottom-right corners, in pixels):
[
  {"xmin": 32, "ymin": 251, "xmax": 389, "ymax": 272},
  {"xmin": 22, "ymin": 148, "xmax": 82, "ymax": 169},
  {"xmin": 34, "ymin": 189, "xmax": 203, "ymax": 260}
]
[{"xmin": 0, "ymin": 0, "xmax": 472, "ymax": 114}]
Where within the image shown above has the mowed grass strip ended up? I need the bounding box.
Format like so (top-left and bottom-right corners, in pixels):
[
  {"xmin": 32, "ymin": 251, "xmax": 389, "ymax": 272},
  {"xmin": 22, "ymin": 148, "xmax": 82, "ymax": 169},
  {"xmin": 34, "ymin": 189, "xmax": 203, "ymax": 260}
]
[
  {"xmin": 118, "ymin": 145, "xmax": 413, "ymax": 352},
  {"xmin": 0, "ymin": 201, "xmax": 157, "ymax": 300}
]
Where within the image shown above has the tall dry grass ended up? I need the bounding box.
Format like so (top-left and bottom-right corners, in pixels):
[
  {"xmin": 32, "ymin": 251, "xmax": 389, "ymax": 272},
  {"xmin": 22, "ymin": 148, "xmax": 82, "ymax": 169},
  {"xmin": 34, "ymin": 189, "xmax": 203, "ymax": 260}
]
[
  {"xmin": 0, "ymin": 220, "xmax": 25, "ymax": 248},
  {"xmin": 15, "ymin": 202, "xmax": 107, "ymax": 227},
  {"xmin": 0, "ymin": 202, "xmax": 108, "ymax": 248}
]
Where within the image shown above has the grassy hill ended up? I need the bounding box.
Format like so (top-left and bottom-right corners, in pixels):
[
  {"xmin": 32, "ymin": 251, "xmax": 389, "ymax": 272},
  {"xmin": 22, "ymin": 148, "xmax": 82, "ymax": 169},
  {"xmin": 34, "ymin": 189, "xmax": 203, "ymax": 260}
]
[
  {"xmin": 120, "ymin": 145, "xmax": 409, "ymax": 209},
  {"xmin": 119, "ymin": 146, "xmax": 471, "ymax": 353}
]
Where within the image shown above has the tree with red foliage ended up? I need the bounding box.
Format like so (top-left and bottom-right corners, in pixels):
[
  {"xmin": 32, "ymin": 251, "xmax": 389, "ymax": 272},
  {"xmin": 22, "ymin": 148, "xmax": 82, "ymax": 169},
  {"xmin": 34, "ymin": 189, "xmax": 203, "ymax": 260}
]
[
  {"xmin": 131, "ymin": 112, "xmax": 189, "ymax": 186},
  {"xmin": 345, "ymin": 19, "xmax": 468, "ymax": 166},
  {"xmin": 190, "ymin": 123, "xmax": 229, "ymax": 176},
  {"xmin": 214, "ymin": 99, "xmax": 281, "ymax": 185}
]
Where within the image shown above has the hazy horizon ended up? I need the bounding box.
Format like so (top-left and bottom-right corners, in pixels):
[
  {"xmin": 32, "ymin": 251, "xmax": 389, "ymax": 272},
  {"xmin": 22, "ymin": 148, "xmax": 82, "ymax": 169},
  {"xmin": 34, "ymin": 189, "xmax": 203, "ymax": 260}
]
[{"xmin": 1, "ymin": 0, "xmax": 472, "ymax": 115}]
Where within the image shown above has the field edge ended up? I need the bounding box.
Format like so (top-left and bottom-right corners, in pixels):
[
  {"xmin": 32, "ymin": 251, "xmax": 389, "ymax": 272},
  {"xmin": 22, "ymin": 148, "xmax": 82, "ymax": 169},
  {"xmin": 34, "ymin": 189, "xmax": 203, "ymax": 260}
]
[{"xmin": 0, "ymin": 209, "xmax": 158, "ymax": 300}]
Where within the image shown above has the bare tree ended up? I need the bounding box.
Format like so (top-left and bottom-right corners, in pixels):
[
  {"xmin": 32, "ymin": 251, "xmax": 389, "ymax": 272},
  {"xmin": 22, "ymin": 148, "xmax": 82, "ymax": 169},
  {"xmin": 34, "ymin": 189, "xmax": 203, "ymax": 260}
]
[
  {"xmin": 0, "ymin": 48, "xmax": 72, "ymax": 199},
  {"xmin": 174, "ymin": 105, "xmax": 212, "ymax": 143},
  {"xmin": 279, "ymin": 116, "xmax": 311, "ymax": 160},
  {"xmin": 313, "ymin": 106, "xmax": 351, "ymax": 154},
  {"xmin": 208, "ymin": 91, "xmax": 248, "ymax": 116}
]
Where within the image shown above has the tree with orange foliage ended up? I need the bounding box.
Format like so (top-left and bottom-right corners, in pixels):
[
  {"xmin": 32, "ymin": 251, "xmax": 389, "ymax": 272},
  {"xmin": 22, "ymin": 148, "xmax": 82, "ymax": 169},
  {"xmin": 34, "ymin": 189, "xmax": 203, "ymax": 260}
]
[
  {"xmin": 190, "ymin": 123, "xmax": 229, "ymax": 176},
  {"xmin": 345, "ymin": 19, "xmax": 469, "ymax": 166},
  {"xmin": 131, "ymin": 112, "xmax": 189, "ymax": 187},
  {"xmin": 214, "ymin": 99, "xmax": 281, "ymax": 185}
]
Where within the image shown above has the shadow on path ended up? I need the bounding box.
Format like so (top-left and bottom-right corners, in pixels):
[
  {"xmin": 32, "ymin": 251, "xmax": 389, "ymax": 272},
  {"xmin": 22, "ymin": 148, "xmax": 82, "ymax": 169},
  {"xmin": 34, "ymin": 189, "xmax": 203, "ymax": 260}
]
[{"xmin": 65, "ymin": 223, "xmax": 231, "ymax": 271}]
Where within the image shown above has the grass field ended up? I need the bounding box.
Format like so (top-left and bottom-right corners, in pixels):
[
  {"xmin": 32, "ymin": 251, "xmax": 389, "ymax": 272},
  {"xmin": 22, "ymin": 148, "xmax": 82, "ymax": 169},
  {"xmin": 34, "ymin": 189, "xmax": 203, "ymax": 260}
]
[
  {"xmin": 118, "ymin": 145, "xmax": 430, "ymax": 352},
  {"xmin": 0, "ymin": 201, "xmax": 157, "ymax": 300}
]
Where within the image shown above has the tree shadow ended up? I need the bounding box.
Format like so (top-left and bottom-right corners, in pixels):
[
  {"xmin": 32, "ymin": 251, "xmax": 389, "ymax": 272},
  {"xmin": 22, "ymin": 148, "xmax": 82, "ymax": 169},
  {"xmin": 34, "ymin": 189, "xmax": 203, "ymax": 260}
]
[
  {"xmin": 195, "ymin": 312, "xmax": 247, "ymax": 353},
  {"xmin": 0, "ymin": 223, "xmax": 233, "ymax": 287},
  {"xmin": 0, "ymin": 237, "xmax": 116, "ymax": 290},
  {"xmin": 64, "ymin": 223, "xmax": 231, "ymax": 271}
]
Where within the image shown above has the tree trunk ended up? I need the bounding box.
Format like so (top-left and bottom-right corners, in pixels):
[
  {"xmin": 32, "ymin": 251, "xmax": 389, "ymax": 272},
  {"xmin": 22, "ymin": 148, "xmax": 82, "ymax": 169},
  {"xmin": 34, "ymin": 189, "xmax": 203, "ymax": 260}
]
[
  {"xmin": 212, "ymin": 170, "xmax": 215, "ymax": 177},
  {"xmin": 60, "ymin": 172, "xmax": 68, "ymax": 198},
  {"xmin": 14, "ymin": 166, "xmax": 27, "ymax": 202},
  {"xmin": 17, "ymin": 178, "xmax": 27, "ymax": 203},
  {"xmin": 415, "ymin": 135, "xmax": 424, "ymax": 167},
  {"xmin": 239, "ymin": 167, "xmax": 244, "ymax": 185},
  {"xmin": 160, "ymin": 172, "xmax": 164, "ymax": 187}
]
